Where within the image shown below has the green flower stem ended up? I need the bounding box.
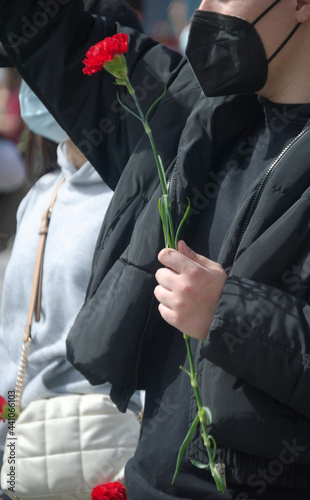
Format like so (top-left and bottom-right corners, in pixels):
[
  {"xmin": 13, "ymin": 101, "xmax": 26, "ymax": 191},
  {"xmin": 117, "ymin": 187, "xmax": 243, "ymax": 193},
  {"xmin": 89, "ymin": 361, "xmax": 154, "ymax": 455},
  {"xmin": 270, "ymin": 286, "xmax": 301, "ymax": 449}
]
[
  {"xmin": 124, "ymin": 78, "xmax": 145, "ymax": 121},
  {"xmin": 147, "ymin": 132, "xmax": 169, "ymax": 197},
  {"xmin": 118, "ymin": 74, "xmax": 225, "ymax": 493},
  {"xmin": 124, "ymin": 78, "xmax": 168, "ymax": 198},
  {"xmin": 184, "ymin": 333, "xmax": 210, "ymax": 439},
  {"xmin": 183, "ymin": 334, "xmax": 225, "ymax": 491},
  {"xmin": 184, "ymin": 334, "xmax": 225, "ymax": 491}
]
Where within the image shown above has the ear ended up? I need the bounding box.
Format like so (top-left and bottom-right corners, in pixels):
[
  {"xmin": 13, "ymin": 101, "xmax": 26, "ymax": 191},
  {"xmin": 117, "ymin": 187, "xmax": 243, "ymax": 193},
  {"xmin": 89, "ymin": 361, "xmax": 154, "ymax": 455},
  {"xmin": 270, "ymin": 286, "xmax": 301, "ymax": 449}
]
[{"xmin": 295, "ymin": 0, "xmax": 310, "ymax": 23}]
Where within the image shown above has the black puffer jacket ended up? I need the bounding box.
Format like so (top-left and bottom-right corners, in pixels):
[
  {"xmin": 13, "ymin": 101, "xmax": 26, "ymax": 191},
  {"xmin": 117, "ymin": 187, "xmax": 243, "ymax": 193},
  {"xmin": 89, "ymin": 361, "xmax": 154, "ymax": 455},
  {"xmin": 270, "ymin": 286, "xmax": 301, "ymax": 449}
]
[{"xmin": 1, "ymin": 1, "xmax": 310, "ymax": 493}]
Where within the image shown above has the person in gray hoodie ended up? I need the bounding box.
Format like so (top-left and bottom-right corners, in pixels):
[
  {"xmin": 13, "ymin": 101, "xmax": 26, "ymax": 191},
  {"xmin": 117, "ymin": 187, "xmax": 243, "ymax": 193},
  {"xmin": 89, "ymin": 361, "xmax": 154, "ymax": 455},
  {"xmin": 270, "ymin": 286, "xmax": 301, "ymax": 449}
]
[{"xmin": 0, "ymin": 83, "xmax": 142, "ymax": 500}]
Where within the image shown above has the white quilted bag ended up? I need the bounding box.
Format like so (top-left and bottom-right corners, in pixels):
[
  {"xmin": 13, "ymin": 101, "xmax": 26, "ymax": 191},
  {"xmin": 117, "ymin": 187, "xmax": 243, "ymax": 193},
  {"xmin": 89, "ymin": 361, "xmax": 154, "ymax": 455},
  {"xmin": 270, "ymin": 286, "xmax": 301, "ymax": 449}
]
[{"xmin": 1, "ymin": 394, "xmax": 140, "ymax": 500}]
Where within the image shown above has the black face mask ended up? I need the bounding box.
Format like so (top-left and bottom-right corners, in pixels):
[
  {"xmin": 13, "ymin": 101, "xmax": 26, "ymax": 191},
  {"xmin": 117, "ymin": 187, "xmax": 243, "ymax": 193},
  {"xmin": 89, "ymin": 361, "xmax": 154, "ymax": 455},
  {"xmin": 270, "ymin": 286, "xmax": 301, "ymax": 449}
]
[{"xmin": 185, "ymin": 0, "xmax": 300, "ymax": 97}]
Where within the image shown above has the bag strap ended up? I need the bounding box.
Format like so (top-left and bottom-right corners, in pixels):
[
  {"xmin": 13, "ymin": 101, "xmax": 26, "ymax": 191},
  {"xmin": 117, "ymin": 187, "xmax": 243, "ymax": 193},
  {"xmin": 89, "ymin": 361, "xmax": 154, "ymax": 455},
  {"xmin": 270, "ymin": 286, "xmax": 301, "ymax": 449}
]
[{"xmin": 15, "ymin": 177, "xmax": 65, "ymax": 410}]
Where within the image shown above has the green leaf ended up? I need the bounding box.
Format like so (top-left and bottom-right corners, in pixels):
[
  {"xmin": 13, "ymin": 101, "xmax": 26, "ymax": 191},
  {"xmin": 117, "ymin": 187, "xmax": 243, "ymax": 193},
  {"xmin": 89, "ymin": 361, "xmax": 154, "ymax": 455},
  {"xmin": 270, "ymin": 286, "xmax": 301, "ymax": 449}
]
[
  {"xmin": 145, "ymin": 86, "xmax": 167, "ymax": 125},
  {"xmin": 179, "ymin": 365, "xmax": 191, "ymax": 378},
  {"xmin": 116, "ymin": 92, "xmax": 143, "ymax": 123},
  {"xmin": 191, "ymin": 460, "xmax": 210, "ymax": 470},
  {"xmin": 209, "ymin": 434, "xmax": 217, "ymax": 461},
  {"xmin": 172, "ymin": 413, "xmax": 199, "ymax": 484},
  {"xmin": 158, "ymin": 198, "xmax": 168, "ymax": 248},
  {"xmin": 157, "ymin": 155, "xmax": 168, "ymax": 197},
  {"xmin": 167, "ymin": 208, "xmax": 176, "ymax": 250},
  {"xmin": 160, "ymin": 195, "xmax": 171, "ymax": 249},
  {"xmin": 202, "ymin": 406, "xmax": 213, "ymax": 426},
  {"xmin": 175, "ymin": 198, "xmax": 190, "ymax": 247}
]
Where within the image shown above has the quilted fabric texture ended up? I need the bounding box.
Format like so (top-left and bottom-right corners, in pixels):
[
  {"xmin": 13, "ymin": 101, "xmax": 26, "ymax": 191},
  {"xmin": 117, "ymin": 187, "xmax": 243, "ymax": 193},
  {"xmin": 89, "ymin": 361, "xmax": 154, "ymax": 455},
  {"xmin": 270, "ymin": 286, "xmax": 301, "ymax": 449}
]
[{"xmin": 1, "ymin": 394, "xmax": 140, "ymax": 500}]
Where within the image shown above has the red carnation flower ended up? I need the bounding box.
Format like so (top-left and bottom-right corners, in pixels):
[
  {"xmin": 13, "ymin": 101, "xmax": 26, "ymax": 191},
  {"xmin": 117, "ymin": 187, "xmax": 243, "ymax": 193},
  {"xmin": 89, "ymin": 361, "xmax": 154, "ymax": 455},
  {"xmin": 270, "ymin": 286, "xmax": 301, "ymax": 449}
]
[
  {"xmin": 0, "ymin": 395, "xmax": 8, "ymax": 422},
  {"xmin": 91, "ymin": 482, "xmax": 127, "ymax": 500},
  {"xmin": 83, "ymin": 33, "xmax": 128, "ymax": 76}
]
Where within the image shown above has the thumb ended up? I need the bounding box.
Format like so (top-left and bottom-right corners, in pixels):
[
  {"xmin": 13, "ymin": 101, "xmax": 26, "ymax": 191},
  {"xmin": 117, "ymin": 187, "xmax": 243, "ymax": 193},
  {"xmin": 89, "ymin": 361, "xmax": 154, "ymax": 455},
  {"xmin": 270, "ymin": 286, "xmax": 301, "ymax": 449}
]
[{"xmin": 177, "ymin": 240, "xmax": 210, "ymax": 268}]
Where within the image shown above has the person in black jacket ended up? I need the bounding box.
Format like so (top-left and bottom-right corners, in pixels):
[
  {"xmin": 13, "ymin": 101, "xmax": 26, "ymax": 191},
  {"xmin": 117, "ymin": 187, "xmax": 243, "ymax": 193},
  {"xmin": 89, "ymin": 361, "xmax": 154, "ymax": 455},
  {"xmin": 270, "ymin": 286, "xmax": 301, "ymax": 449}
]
[{"xmin": 1, "ymin": 0, "xmax": 310, "ymax": 499}]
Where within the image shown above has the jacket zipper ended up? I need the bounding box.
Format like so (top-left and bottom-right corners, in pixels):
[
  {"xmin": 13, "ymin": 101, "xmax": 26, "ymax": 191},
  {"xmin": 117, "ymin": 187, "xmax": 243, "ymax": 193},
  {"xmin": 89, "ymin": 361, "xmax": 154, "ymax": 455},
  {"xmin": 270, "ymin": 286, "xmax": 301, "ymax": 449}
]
[
  {"xmin": 235, "ymin": 125, "xmax": 310, "ymax": 255},
  {"xmin": 167, "ymin": 167, "xmax": 175, "ymax": 192}
]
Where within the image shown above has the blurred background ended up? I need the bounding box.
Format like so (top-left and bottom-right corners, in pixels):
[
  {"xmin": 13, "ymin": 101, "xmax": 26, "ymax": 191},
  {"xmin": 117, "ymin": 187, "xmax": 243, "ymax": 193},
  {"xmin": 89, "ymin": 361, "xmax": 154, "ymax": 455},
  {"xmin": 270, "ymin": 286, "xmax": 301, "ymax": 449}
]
[
  {"xmin": 144, "ymin": 0, "xmax": 199, "ymax": 51},
  {"xmin": 0, "ymin": 0, "xmax": 200, "ymax": 309}
]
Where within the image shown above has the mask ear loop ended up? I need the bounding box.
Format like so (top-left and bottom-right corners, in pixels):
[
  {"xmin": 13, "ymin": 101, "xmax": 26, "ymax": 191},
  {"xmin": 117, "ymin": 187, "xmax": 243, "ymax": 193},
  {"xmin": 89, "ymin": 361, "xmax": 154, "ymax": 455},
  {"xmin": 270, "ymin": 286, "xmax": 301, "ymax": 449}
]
[
  {"xmin": 251, "ymin": 0, "xmax": 283, "ymax": 27},
  {"xmin": 248, "ymin": 0, "xmax": 301, "ymax": 63},
  {"xmin": 266, "ymin": 23, "xmax": 301, "ymax": 63}
]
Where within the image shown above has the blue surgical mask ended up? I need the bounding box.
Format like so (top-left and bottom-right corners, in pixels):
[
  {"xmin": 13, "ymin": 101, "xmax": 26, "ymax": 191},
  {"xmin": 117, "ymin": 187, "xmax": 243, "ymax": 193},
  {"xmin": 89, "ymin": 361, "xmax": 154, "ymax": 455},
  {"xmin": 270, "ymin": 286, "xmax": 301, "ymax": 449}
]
[{"xmin": 19, "ymin": 80, "xmax": 69, "ymax": 144}]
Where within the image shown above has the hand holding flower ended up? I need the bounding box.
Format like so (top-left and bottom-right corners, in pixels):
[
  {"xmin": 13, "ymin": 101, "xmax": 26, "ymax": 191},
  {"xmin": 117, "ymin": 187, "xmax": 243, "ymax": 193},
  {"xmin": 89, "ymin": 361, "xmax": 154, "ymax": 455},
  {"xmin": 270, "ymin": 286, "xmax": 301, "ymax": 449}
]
[{"xmin": 155, "ymin": 241, "xmax": 228, "ymax": 341}]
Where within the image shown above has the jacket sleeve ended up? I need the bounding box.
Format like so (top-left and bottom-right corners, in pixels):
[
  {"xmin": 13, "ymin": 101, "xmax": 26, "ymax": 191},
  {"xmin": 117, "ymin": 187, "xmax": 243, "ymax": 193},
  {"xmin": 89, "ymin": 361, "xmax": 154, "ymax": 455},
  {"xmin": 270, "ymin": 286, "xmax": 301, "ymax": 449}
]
[
  {"xmin": 0, "ymin": 0, "xmax": 183, "ymax": 189},
  {"xmin": 201, "ymin": 275, "xmax": 310, "ymax": 420}
]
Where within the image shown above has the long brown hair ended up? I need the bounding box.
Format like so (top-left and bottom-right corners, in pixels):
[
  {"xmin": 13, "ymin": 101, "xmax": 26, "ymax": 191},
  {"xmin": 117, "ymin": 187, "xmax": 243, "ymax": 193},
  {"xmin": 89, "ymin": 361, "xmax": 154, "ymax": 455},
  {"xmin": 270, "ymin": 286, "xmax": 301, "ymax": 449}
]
[{"xmin": 24, "ymin": 130, "xmax": 58, "ymax": 184}]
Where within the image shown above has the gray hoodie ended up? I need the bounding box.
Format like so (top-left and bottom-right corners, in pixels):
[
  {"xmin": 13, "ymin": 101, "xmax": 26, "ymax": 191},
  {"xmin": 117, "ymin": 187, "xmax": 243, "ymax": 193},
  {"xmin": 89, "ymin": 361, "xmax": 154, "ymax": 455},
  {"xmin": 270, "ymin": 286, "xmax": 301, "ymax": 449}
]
[{"xmin": 0, "ymin": 142, "xmax": 139, "ymax": 452}]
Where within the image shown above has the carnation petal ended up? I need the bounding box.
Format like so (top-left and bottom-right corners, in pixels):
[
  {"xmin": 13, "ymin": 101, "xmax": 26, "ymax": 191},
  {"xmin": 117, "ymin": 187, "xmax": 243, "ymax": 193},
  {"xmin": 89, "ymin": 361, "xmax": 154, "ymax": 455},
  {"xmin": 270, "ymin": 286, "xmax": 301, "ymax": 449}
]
[{"xmin": 82, "ymin": 33, "xmax": 128, "ymax": 76}]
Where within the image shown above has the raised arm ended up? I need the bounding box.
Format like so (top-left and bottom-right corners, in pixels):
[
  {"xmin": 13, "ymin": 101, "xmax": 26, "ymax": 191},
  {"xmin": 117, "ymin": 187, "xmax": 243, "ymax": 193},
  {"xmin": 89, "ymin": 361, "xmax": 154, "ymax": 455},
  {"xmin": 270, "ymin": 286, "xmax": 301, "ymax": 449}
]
[{"xmin": 0, "ymin": 0, "xmax": 183, "ymax": 188}]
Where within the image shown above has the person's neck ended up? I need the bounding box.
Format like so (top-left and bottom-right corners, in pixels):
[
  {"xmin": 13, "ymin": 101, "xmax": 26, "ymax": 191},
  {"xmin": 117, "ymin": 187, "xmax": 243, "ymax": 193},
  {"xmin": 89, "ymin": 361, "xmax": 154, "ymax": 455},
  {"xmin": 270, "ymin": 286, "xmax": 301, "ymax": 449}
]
[
  {"xmin": 66, "ymin": 139, "xmax": 87, "ymax": 170},
  {"xmin": 259, "ymin": 32, "xmax": 310, "ymax": 105},
  {"xmin": 259, "ymin": 73, "xmax": 310, "ymax": 105}
]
